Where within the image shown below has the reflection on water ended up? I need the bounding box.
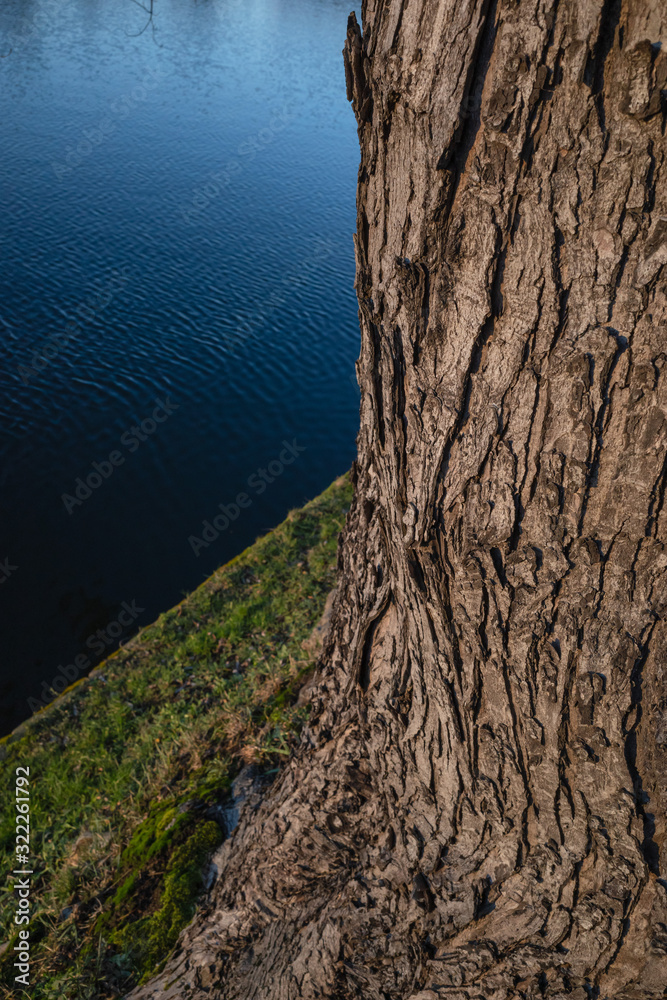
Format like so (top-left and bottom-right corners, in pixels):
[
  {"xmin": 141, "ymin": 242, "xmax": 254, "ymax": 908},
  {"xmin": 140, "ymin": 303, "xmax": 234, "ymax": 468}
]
[{"xmin": 0, "ymin": 0, "xmax": 360, "ymax": 732}]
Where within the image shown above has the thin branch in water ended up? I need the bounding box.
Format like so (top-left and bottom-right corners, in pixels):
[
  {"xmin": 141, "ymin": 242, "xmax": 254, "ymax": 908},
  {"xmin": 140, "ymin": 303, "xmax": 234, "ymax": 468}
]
[{"xmin": 125, "ymin": 0, "xmax": 157, "ymax": 40}]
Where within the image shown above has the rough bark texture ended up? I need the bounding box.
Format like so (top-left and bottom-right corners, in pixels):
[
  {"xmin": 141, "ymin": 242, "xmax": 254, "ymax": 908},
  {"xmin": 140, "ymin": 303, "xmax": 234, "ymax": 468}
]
[{"xmin": 130, "ymin": 1, "xmax": 667, "ymax": 997}]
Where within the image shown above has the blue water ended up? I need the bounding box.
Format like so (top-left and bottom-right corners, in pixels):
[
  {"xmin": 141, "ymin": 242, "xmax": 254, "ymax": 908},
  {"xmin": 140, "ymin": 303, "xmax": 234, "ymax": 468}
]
[{"xmin": 0, "ymin": 0, "xmax": 360, "ymax": 733}]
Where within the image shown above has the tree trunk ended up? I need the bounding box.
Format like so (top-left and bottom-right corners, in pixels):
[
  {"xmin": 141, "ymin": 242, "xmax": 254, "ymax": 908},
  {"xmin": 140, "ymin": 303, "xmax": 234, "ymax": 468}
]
[{"xmin": 131, "ymin": 1, "xmax": 667, "ymax": 996}]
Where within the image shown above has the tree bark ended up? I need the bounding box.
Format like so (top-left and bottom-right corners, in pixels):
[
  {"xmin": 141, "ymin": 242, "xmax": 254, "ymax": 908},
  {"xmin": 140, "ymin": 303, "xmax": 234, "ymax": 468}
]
[{"xmin": 130, "ymin": 0, "xmax": 667, "ymax": 996}]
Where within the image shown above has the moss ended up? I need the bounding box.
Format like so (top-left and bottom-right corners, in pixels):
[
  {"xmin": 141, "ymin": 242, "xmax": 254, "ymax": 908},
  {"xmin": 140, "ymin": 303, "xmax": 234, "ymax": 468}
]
[
  {"xmin": 120, "ymin": 821, "xmax": 223, "ymax": 983},
  {"xmin": 112, "ymin": 873, "xmax": 138, "ymax": 908},
  {"xmin": 120, "ymin": 800, "xmax": 190, "ymax": 869},
  {"xmin": 0, "ymin": 472, "xmax": 352, "ymax": 1000}
]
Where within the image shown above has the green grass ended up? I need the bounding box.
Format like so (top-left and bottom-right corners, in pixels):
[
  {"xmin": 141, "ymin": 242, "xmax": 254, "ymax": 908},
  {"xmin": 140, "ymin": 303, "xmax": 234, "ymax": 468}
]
[{"xmin": 0, "ymin": 473, "xmax": 352, "ymax": 999}]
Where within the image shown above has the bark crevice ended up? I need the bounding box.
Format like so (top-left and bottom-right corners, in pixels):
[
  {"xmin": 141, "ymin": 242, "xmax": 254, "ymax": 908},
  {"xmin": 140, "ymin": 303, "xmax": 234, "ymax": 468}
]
[{"xmin": 130, "ymin": 1, "xmax": 667, "ymax": 996}]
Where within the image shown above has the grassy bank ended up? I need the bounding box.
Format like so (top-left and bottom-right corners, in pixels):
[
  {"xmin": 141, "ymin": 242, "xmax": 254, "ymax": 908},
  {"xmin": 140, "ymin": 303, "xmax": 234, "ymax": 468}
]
[{"xmin": 0, "ymin": 473, "xmax": 352, "ymax": 999}]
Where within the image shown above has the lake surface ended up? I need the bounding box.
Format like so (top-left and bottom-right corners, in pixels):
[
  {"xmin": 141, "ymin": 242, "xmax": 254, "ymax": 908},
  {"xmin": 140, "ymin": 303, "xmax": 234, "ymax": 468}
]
[{"xmin": 0, "ymin": 0, "xmax": 360, "ymax": 733}]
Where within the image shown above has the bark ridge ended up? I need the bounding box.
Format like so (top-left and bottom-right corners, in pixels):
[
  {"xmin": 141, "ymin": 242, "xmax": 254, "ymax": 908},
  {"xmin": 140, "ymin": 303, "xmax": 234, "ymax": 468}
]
[{"xmin": 130, "ymin": 1, "xmax": 667, "ymax": 996}]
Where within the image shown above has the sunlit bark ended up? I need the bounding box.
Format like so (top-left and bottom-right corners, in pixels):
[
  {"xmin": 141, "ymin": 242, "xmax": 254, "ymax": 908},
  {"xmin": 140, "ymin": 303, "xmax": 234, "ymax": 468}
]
[{"xmin": 131, "ymin": 1, "xmax": 667, "ymax": 996}]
